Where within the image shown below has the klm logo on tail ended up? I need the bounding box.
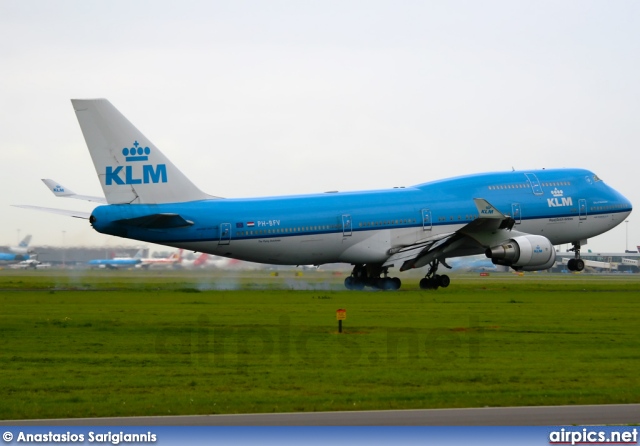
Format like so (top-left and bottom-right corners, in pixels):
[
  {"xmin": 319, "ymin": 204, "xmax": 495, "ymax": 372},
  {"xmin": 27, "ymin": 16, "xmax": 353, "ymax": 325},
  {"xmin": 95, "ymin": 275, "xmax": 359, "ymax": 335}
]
[
  {"xmin": 481, "ymin": 205, "xmax": 494, "ymax": 215},
  {"xmin": 547, "ymin": 188, "xmax": 573, "ymax": 207},
  {"xmin": 105, "ymin": 141, "xmax": 167, "ymax": 186}
]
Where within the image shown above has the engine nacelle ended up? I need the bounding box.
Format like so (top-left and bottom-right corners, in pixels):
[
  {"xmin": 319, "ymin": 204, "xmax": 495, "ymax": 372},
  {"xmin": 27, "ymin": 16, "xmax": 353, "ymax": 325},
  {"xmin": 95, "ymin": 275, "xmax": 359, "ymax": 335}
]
[{"xmin": 485, "ymin": 235, "xmax": 556, "ymax": 271}]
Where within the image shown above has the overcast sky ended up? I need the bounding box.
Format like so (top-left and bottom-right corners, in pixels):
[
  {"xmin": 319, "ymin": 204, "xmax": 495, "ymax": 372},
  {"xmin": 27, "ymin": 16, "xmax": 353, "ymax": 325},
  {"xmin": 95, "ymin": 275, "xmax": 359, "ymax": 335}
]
[{"xmin": 1, "ymin": 0, "xmax": 638, "ymax": 253}]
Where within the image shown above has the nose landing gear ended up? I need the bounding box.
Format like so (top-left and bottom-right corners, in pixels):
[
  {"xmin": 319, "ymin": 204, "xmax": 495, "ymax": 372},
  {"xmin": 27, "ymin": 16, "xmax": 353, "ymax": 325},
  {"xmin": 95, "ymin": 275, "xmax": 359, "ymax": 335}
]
[{"xmin": 567, "ymin": 241, "xmax": 585, "ymax": 272}]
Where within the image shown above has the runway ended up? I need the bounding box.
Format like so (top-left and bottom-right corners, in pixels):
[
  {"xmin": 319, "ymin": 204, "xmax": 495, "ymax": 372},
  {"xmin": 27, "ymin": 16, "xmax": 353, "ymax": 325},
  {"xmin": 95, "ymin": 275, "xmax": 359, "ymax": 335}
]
[{"xmin": 2, "ymin": 404, "xmax": 638, "ymax": 426}]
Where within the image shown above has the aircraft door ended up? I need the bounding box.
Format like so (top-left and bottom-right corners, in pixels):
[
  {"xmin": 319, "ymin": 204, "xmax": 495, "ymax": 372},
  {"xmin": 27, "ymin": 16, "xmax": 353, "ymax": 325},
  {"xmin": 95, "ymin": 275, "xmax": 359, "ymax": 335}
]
[
  {"xmin": 342, "ymin": 214, "xmax": 352, "ymax": 236},
  {"xmin": 511, "ymin": 203, "xmax": 522, "ymax": 224},
  {"xmin": 219, "ymin": 222, "xmax": 231, "ymax": 245},
  {"xmin": 422, "ymin": 209, "xmax": 432, "ymax": 231},
  {"xmin": 579, "ymin": 199, "xmax": 587, "ymax": 220},
  {"xmin": 525, "ymin": 173, "xmax": 544, "ymax": 196}
]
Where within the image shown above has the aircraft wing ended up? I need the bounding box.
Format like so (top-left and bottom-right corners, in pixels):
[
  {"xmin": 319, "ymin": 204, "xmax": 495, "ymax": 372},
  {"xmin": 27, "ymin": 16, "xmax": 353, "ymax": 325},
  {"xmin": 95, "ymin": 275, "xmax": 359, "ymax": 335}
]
[
  {"xmin": 42, "ymin": 179, "xmax": 107, "ymax": 203},
  {"xmin": 12, "ymin": 205, "xmax": 91, "ymax": 219},
  {"xmin": 383, "ymin": 198, "xmax": 516, "ymax": 271}
]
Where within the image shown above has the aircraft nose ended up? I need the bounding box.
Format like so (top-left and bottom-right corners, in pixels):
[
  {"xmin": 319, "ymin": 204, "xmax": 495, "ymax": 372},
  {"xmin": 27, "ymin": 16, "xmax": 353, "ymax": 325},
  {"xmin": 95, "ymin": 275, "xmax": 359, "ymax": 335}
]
[
  {"xmin": 614, "ymin": 188, "xmax": 633, "ymax": 218},
  {"xmin": 620, "ymin": 192, "xmax": 633, "ymax": 213}
]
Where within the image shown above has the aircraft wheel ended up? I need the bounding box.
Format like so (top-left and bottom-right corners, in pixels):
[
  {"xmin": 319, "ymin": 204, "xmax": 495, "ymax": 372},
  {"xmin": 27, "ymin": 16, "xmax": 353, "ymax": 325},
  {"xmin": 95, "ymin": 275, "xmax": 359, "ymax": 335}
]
[
  {"xmin": 420, "ymin": 277, "xmax": 440, "ymax": 290},
  {"xmin": 438, "ymin": 274, "xmax": 450, "ymax": 288},
  {"xmin": 345, "ymin": 276, "xmax": 365, "ymax": 290},
  {"xmin": 380, "ymin": 278, "xmax": 400, "ymax": 291},
  {"xmin": 344, "ymin": 276, "xmax": 354, "ymax": 290},
  {"xmin": 575, "ymin": 259, "xmax": 585, "ymax": 272},
  {"xmin": 567, "ymin": 258, "xmax": 576, "ymax": 271}
]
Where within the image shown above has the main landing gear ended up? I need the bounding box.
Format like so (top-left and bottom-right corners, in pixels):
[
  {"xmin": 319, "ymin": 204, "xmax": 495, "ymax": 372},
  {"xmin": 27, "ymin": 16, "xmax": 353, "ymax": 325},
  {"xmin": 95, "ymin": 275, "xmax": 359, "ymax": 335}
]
[
  {"xmin": 344, "ymin": 264, "xmax": 401, "ymax": 291},
  {"xmin": 567, "ymin": 241, "xmax": 585, "ymax": 272},
  {"xmin": 419, "ymin": 259, "xmax": 451, "ymax": 290}
]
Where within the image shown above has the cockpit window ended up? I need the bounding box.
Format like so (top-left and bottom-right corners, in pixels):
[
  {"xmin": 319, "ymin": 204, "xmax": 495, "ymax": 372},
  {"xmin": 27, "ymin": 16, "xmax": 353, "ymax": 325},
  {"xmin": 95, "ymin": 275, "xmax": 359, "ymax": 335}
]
[{"xmin": 593, "ymin": 174, "xmax": 602, "ymax": 182}]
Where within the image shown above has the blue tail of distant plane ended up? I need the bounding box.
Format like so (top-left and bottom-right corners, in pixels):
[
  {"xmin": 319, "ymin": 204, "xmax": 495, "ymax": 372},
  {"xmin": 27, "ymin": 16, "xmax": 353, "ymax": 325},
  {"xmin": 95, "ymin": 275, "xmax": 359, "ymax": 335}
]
[
  {"xmin": 8, "ymin": 235, "xmax": 32, "ymax": 254},
  {"xmin": 18, "ymin": 235, "xmax": 31, "ymax": 247}
]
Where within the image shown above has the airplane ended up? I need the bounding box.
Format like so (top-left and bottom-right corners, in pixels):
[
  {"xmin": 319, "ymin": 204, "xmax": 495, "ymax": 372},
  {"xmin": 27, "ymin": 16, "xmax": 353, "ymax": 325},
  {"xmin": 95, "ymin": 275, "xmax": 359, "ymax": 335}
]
[
  {"xmin": 8, "ymin": 234, "xmax": 33, "ymax": 255},
  {"xmin": 0, "ymin": 235, "xmax": 33, "ymax": 264},
  {"xmin": 10, "ymin": 258, "xmax": 51, "ymax": 270},
  {"xmin": 16, "ymin": 99, "xmax": 633, "ymax": 290},
  {"xmin": 87, "ymin": 249, "xmax": 143, "ymax": 269},
  {"xmin": 137, "ymin": 251, "xmax": 181, "ymax": 269},
  {"xmin": 177, "ymin": 250, "xmax": 210, "ymax": 268}
]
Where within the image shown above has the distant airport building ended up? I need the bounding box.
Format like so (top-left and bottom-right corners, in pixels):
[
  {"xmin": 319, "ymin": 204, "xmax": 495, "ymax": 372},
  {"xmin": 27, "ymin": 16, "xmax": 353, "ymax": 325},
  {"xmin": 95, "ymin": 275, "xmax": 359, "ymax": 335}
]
[{"xmin": 1, "ymin": 245, "xmax": 639, "ymax": 273}]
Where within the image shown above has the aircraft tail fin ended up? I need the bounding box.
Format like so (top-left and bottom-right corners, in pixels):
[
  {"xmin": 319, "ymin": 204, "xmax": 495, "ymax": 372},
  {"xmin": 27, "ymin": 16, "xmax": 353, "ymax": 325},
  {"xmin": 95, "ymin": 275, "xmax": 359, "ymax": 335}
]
[
  {"xmin": 194, "ymin": 253, "xmax": 209, "ymax": 267},
  {"xmin": 19, "ymin": 235, "xmax": 32, "ymax": 247},
  {"xmin": 71, "ymin": 99, "xmax": 217, "ymax": 205}
]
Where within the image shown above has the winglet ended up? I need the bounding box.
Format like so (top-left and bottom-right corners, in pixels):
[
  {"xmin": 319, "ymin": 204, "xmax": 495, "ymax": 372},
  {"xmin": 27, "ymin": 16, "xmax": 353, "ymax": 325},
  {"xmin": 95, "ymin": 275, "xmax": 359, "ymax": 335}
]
[
  {"xmin": 42, "ymin": 179, "xmax": 107, "ymax": 204},
  {"xmin": 473, "ymin": 198, "xmax": 506, "ymax": 219},
  {"xmin": 42, "ymin": 179, "xmax": 76, "ymax": 198}
]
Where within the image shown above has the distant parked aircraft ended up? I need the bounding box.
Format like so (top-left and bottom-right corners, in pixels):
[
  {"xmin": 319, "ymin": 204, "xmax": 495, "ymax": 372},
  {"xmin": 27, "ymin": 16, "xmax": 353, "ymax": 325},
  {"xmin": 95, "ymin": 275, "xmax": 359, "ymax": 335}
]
[
  {"xmin": 1, "ymin": 235, "xmax": 33, "ymax": 264},
  {"xmin": 10, "ymin": 259, "xmax": 51, "ymax": 270},
  {"xmin": 8, "ymin": 234, "xmax": 33, "ymax": 255},
  {"xmin": 137, "ymin": 251, "xmax": 181, "ymax": 269},
  {"xmin": 88, "ymin": 249, "xmax": 143, "ymax": 269},
  {"xmin": 177, "ymin": 250, "xmax": 210, "ymax": 269}
]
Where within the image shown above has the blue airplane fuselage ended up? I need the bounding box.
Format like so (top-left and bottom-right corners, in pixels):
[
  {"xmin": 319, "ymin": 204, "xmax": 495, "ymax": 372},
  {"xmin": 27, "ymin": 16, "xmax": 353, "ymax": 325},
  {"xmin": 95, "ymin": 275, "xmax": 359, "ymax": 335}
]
[
  {"xmin": 89, "ymin": 168, "xmax": 632, "ymax": 266},
  {"xmin": 0, "ymin": 252, "xmax": 28, "ymax": 262}
]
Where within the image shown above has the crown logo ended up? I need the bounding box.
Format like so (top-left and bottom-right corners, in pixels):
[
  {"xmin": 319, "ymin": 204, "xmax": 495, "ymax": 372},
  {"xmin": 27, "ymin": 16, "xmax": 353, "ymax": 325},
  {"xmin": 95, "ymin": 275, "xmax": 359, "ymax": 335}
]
[
  {"xmin": 53, "ymin": 185, "xmax": 64, "ymax": 192},
  {"xmin": 551, "ymin": 188, "xmax": 563, "ymax": 197},
  {"xmin": 122, "ymin": 140, "xmax": 150, "ymax": 162}
]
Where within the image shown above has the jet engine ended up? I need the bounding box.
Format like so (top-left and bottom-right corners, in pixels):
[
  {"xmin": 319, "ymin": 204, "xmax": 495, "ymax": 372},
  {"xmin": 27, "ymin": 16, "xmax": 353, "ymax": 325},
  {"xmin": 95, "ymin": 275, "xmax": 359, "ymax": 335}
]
[{"xmin": 485, "ymin": 235, "xmax": 556, "ymax": 271}]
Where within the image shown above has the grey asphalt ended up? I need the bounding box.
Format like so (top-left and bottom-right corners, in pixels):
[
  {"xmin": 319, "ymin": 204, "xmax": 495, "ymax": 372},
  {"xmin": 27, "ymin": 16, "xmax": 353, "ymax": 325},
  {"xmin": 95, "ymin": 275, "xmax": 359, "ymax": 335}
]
[{"xmin": 1, "ymin": 404, "xmax": 638, "ymax": 426}]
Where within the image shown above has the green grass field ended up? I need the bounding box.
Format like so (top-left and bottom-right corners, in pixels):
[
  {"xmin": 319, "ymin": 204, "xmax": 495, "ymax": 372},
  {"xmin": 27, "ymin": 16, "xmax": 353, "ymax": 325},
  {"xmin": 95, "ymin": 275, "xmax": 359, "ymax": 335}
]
[{"xmin": 0, "ymin": 269, "xmax": 639, "ymax": 420}]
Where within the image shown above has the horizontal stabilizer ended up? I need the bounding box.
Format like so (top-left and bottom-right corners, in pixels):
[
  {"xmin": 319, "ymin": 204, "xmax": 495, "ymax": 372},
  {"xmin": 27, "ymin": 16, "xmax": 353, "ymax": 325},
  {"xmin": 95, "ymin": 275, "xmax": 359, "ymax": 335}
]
[
  {"xmin": 12, "ymin": 205, "xmax": 90, "ymax": 219},
  {"xmin": 114, "ymin": 213, "xmax": 194, "ymax": 229}
]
